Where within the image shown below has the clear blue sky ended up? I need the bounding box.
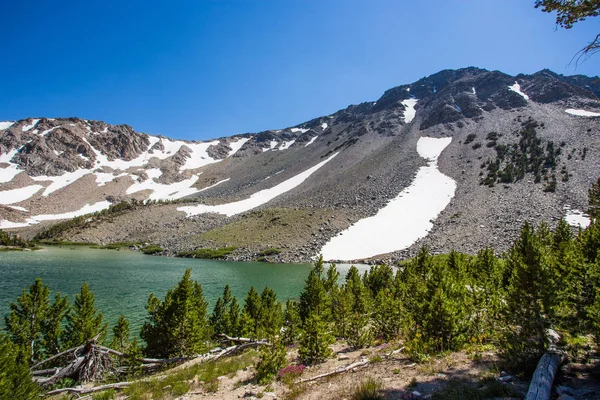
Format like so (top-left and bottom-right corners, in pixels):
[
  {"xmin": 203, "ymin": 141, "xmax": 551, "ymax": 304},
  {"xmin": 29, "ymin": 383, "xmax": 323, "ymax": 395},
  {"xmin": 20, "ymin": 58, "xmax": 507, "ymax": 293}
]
[{"xmin": 1, "ymin": 0, "xmax": 598, "ymax": 140}]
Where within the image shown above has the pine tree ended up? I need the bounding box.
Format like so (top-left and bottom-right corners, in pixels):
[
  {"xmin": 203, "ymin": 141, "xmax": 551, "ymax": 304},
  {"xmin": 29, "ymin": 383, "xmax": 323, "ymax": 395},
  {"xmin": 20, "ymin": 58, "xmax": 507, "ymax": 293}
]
[
  {"xmin": 501, "ymin": 222, "xmax": 556, "ymax": 372},
  {"xmin": 110, "ymin": 315, "xmax": 131, "ymax": 351},
  {"xmin": 345, "ymin": 266, "xmax": 370, "ymax": 314},
  {"xmin": 258, "ymin": 286, "xmax": 282, "ymax": 339},
  {"xmin": 372, "ymin": 289, "xmax": 401, "ymax": 341},
  {"xmin": 228, "ymin": 296, "xmax": 241, "ymax": 337},
  {"xmin": 210, "ymin": 297, "xmax": 227, "ymax": 337},
  {"xmin": 4, "ymin": 278, "xmax": 69, "ymax": 364},
  {"xmin": 64, "ymin": 283, "xmax": 107, "ymax": 348},
  {"xmin": 299, "ymin": 256, "xmax": 328, "ymax": 321},
  {"xmin": 281, "ymin": 300, "xmax": 301, "ymax": 345},
  {"xmin": 298, "ymin": 312, "xmax": 333, "ymax": 365},
  {"xmin": 141, "ymin": 269, "xmax": 210, "ymax": 357},
  {"xmin": 346, "ymin": 311, "xmax": 372, "ymax": 349},
  {"xmin": 0, "ymin": 334, "xmax": 38, "ymax": 400},
  {"xmin": 363, "ymin": 264, "xmax": 394, "ymax": 299},
  {"xmin": 255, "ymin": 340, "xmax": 287, "ymax": 384}
]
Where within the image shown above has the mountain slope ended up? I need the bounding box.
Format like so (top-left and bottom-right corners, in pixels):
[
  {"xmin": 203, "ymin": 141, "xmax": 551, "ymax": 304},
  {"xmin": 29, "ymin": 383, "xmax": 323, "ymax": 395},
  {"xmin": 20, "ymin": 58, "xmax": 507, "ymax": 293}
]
[{"xmin": 1, "ymin": 67, "xmax": 599, "ymax": 262}]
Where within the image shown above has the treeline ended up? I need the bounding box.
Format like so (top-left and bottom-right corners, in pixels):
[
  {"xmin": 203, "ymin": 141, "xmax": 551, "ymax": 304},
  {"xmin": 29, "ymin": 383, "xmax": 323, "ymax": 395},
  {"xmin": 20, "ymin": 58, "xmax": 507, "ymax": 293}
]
[
  {"xmin": 0, "ymin": 230, "xmax": 37, "ymax": 249},
  {"xmin": 2, "ymin": 178, "xmax": 600, "ymax": 397}
]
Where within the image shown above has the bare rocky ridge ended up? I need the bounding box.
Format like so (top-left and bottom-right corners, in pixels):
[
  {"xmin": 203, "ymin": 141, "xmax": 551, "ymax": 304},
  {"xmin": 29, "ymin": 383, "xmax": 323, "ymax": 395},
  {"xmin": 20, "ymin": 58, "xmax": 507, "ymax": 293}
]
[{"xmin": 1, "ymin": 67, "xmax": 599, "ymax": 263}]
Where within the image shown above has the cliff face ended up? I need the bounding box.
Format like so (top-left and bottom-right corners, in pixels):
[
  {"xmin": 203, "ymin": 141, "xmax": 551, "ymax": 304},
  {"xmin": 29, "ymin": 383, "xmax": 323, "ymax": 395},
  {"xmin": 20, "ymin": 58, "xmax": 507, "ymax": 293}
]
[{"xmin": 1, "ymin": 67, "xmax": 599, "ymax": 262}]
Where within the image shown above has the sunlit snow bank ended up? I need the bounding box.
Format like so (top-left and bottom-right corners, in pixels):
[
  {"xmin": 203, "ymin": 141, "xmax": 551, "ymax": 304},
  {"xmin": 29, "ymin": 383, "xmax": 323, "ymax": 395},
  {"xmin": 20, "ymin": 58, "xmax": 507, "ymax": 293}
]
[
  {"xmin": 564, "ymin": 206, "xmax": 591, "ymax": 229},
  {"xmin": 320, "ymin": 137, "xmax": 456, "ymax": 261},
  {"xmin": 401, "ymin": 98, "xmax": 418, "ymax": 123},
  {"xmin": 0, "ymin": 201, "xmax": 111, "ymax": 229},
  {"xmin": 178, "ymin": 152, "xmax": 339, "ymax": 217},
  {"xmin": 565, "ymin": 109, "xmax": 600, "ymax": 117},
  {"xmin": 0, "ymin": 185, "xmax": 44, "ymax": 205},
  {"xmin": 508, "ymin": 82, "xmax": 529, "ymax": 101},
  {"xmin": 305, "ymin": 136, "xmax": 318, "ymax": 147},
  {"xmin": 0, "ymin": 121, "xmax": 14, "ymax": 130}
]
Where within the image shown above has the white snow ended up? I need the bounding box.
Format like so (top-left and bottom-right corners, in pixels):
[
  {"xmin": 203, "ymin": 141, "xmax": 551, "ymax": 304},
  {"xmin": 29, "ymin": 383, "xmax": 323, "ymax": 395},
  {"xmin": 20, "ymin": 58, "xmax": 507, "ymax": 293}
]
[
  {"xmin": 101, "ymin": 127, "xmax": 108, "ymax": 133},
  {"xmin": 321, "ymin": 123, "xmax": 328, "ymax": 130},
  {"xmin": 0, "ymin": 121, "xmax": 15, "ymax": 130},
  {"xmin": 290, "ymin": 128, "xmax": 309, "ymax": 133},
  {"xmin": 565, "ymin": 109, "xmax": 600, "ymax": 117},
  {"xmin": 401, "ymin": 98, "xmax": 418, "ymax": 123},
  {"xmin": 0, "ymin": 201, "xmax": 113, "ymax": 229},
  {"xmin": 31, "ymin": 169, "xmax": 92, "ymax": 197},
  {"xmin": 279, "ymin": 140, "xmax": 296, "ymax": 150},
  {"xmin": 126, "ymin": 174, "xmax": 203, "ymax": 201},
  {"xmin": 432, "ymin": 86, "xmax": 437, "ymax": 94},
  {"xmin": 198, "ymin": 178, "xmax": 230, "ymax": 192},
  {"xmin": 320, "ymin": 137, "xmax": 456, "ymax": 261},
  {"xmin": 564, "ymin": 207, "xmax": 591, "ymax": 229},
  {"xmin": 0, "ymin": 164, "xmax": 22, "ymax": 184},
  {"xmin": 178, "ymin": 152, "xmax": 339, "ymax": 217},
  {"xmin": 508, "ymin": 82, "xmax": 529, "ymax": 101},
  {"xmin": 305, "ymin": 136, "xmax": 318, "ymax": 147},
  {"xmin": 228, "ymin": 137, "xmax": 251, "ymax": 157},
  {"xmin": 179, "ymin": 141, "xmax": 220, "ymax": 171},
  {"xmin": 22, "ymin": 119, "xmax": 40, "ymax": 132},
  {"xmin": 6, "ymin": 205, "xmax": 28, "ymax": 212},
  {"xmin": 0, "ymin": 185, "xmax": 44, "ymax": 205},
  {"xmin": 263, "ymin": 140, "xmax": 279, "ymax": 152},
  {"xmin": 94, "ymin": 172, "xmax": 128, "ymax": 186},
  {"xmin": 472, "ymin": 87, "xmax": 476, "ymax": 95},
  {"xmin": 53, "ymin": 150, "xmax": 63, "ymax": 156},
  {"xmin": 40, "ymin": 126, "xmax": 59, "ymax": 136}
]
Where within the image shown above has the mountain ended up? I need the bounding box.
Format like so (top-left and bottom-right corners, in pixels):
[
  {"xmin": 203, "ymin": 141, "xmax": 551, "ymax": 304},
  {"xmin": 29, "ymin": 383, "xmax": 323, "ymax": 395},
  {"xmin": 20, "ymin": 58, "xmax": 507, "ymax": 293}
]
[{"xmin": 1, "ymin": 67, "xmax": 599, "ymax": 263}]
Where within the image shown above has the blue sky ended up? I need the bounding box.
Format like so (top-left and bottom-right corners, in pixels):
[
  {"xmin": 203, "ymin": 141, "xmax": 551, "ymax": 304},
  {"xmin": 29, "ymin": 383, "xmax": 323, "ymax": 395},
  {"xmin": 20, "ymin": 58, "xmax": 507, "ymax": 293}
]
[{"xmin": 1, "ymin": 1, "xmax": 598, "ymax": 140}]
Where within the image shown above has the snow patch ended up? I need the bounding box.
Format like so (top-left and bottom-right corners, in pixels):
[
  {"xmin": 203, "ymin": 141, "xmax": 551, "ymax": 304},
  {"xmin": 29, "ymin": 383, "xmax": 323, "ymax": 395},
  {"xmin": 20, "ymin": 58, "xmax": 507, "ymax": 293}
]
[
  {"xmin": 95, "ymin": 172, "xmax": 128, "ymax": 186},
  {"xmin": 320, "ymin": 137, "xmax": 455, "ymax": 261},
  {"xmin": 0, "ymin": 121, "xmax": 15, "ymax": 130},
  {"xmin": 305, "ymin": 136, "xmax": 318, "ymax": 147},
  {"xmin": 564, "ymin": 207, "xmax": 591, "ymax": 229},
  {"xmin": 6, "ymin": 205, "xmax": 28, "ymax": 212},
  {"xmin": 31, "ymin": 169, "xmax": 92, "ymax": 197},
  {"xmin": 0, "ymin": 164, "xmax": 22, "ymax": 184},
  {"xmin": 472, "ymin": 87, "xmax": 476, "ymax": 95},
  {"xmin": 41, "ymin": 126, "xmax": 59, "ymax": 136},
  {"xmin": 178, "ymin": 152, "xmax": 339, "ymax": 217},
  {"xmin": 228, "ymin": 137, "xmax": 250, "ymax": 157},
  {"xmin": 0, "ymin": 185, "xmax": 44, "ymax": 205},
  {"xmin": 565, "ymin": 109, "xmax": 600, "ymax": 117},
  {"xmin": 290, "ymin": 127, "xmax": 309, "ymax": 133},
  {"xmin": 321, "ymin": 123, "xmax": 328, "ymax": 130},
  {"xmin": 263, "ymin": 140, "xmax": 278, "ymax": 152},
  {"xmin": 279, "ymin": 140, "xmax": 296, "ymax": 150},
  {"xmin": 22, "ymin": 119, "xmax": 40, "ymax": 132},
  {"xmin": 508, "ymin": 82, "xmax": 529, "ymax": 101},
  {"xmin": 401, "ymin": 98, "xmax": 418, "ymax": 123},
  {"xmin": 126, "ymin": 174, "xmax": 203, "ymax": 201}
]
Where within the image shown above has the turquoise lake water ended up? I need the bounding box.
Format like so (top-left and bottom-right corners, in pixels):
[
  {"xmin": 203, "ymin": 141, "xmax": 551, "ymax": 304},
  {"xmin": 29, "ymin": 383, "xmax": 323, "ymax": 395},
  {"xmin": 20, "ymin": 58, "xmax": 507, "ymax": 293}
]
[{"xmin": 0, "ymin": 247, "xmax": 366, "ymax": 334}]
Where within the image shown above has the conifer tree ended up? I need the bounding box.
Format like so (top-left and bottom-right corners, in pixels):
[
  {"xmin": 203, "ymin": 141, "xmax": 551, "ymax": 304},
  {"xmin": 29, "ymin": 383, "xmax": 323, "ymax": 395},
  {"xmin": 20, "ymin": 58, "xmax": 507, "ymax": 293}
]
[
  {"xmin": 298, "ymin": 312, "xmax": 333, "ymax": 365},
  {"xmin": 258, "ymin": 286, "xmax": 282, "ymax": 339},
  {"xmin": 363, "ymin": 264, "xmax": 394, "ymax": 299},
  {"xmin": 589, "ymin": 176, "xmax": 600, "ymax": 219},
  {"xmin": 0, "ymin": 334, "xmax": 38, "ymax": 400},
  {"xmin": 372, "ymin": 289, "xmax": 401, "ymax": 341},
  {"xmin": 255, "ymin": 339, "xmax": 287, "ymax": 384},
  {"xmin": 210, "ymin": 297, "xmax": 227, "ymax": 337},
  {"xmin": 228, "ymin": 296, "xmax": 241, "ymax": 337},
  {"xmin": 299, "ymin": 256, "xmax": 328, "ymax": 321},
  {"xmin": 110, "ymin": 315, "xmax": 131, "ymax": 351},
  {"xmin": 281, "ymin": 300, "xmax": 301, "ymax": 345},
  {"xmin": 242, "ymin": 286, "xmax": 262, "ymax": 337},
  {"xmin": 501, "ymin": 222, "xmax": 556, "ymax": 372},
  {"xmin": 141, "ymin": 269, "xmax": 210, "ymax": 357},
  {"xmin": 345, "ymin": 266, "xmax": 370, "ymax": 314},
  {"xmin": 346, "ymin": 311, "xmax": 373, "ymax": 349},
  {"xmin": 64, "ymin": 283, "xmax": 107, "ymax": 348},
  {"xmin": 5, "ymin": 278, "xmax": 69, "ymax": 363}
]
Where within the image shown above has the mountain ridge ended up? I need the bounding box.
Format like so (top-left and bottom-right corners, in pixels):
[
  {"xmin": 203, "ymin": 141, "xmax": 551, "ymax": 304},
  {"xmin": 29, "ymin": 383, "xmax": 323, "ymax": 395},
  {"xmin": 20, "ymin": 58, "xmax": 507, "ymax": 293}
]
[{"xmin": 1, "ymin": 67, "xmax": 599, "ymax": 263}]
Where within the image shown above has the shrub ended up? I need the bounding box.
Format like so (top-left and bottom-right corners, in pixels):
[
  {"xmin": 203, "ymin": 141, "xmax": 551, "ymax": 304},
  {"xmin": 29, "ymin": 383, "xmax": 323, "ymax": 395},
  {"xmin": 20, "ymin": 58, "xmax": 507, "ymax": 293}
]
[
  {"xmin": 177, "ymin": 246, "xmax": 236, "ymax": 259},
  {"xmin": 351, "ymin": 377, "xmax": 383, "ymax": 400},
  {"xmin": 140, "ymin": 244, "xmax": 163, "ymax": 255},
  {"xmin": 464, "ymin": 133, "xmax": 476, "ymax": 144},
  {"xmin": 258, "ymin": 248, "xmax": 282, "ymax": 256},
  {"xmin": 255, "ymin": 341, "xmax": 287, "ymax": 384}
]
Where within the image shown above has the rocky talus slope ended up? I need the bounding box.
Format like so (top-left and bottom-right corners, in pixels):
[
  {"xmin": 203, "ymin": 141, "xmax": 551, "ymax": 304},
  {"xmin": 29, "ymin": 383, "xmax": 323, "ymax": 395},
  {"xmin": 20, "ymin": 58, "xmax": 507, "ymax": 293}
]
[{"xmin": 1, "ymin": 67, "xmax": 599, "ymax": 262}]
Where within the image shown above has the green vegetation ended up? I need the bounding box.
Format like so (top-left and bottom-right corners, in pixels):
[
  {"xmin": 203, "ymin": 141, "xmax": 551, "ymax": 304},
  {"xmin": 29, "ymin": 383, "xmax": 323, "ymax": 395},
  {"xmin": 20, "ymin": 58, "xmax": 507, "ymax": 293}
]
[
  {"xmin": 33, "ymin": 200, "xmax": 142, "ymax": 241},
  {"xmin": 351, "ymin": 377, "xmax": 383, "ymax": 400},
  {"xmin": 258, "ymin": 247, "xmax": 282, "ymax": 256},
  {"xmin": 140, "ymin": 244, "xmax": 163, "ymax": 254},
  {"xmin": 91, "ymin": 241, "xmax": 141, "ymax": 250},
  {"xmin": 3, "ymin": 176, "xmax": 600, "ymax": 397},
  {"xmin": 479, "ymin": 118, "xmax": 567, "ymax": 190},
  {"xmin": 0, "ymin": 334, "xmax": 39, "ymax": 400},
  {"xmin": 464, "ymin": 133, "xmax": 476, "ymax": 145},
  {"xmin": 0, "ymin": 229, "xmax": 39, "ymax": 250},
  {"xmin": 177, "ymin": 246, "xmax": 236, "ymax": 259}
]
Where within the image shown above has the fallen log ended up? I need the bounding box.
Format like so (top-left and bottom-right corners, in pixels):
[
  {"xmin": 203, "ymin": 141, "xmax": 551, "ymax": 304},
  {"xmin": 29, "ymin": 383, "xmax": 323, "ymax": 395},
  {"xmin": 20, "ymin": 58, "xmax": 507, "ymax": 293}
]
[
  {"xmin": 31, "ymin": 345, "xmax": 84, "ymax": 370},
  {"xmin": 297, "ymin": 359, "xmax": 370, "ymax": 383},
  {"xmin": 44, "ymin": 381, "xmax": 132, "ymax": 396},
  {"xmin": 217, "ymin": 334, "xmax": 255, "ymax": 343},
  {"xmin": 525, "ymin": 329, "xmax": 566, "ymax": 400}
]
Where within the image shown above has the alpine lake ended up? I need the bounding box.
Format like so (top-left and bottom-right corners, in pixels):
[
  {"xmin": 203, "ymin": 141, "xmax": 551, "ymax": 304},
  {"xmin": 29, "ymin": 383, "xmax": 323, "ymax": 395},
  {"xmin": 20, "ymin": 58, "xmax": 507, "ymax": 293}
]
[{"xmin": 0, "ymin": 246, "xmax": 368, "ymax": 335}]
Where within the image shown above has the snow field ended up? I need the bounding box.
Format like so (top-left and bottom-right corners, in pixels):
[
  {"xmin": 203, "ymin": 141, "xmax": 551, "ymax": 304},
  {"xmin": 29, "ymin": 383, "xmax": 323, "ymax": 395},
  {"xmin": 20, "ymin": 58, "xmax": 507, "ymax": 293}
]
[
  {"xmin": 178, "ymin": 152, "xmax": 339, "ymax": 217},
  {"xmin": 320, "ymin": 137, "xmax": 455, "ymax": 261},
  {"xmin": 565, "ymin": 109, "xmax": 600, "ymax": 117},
  {"xmin": 401, "ymin": 98, "xmax": 418, "ymax": 123},
  {"xmin": 508, "ymin": 82, "xmax": 529, "ymax": 100}
]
